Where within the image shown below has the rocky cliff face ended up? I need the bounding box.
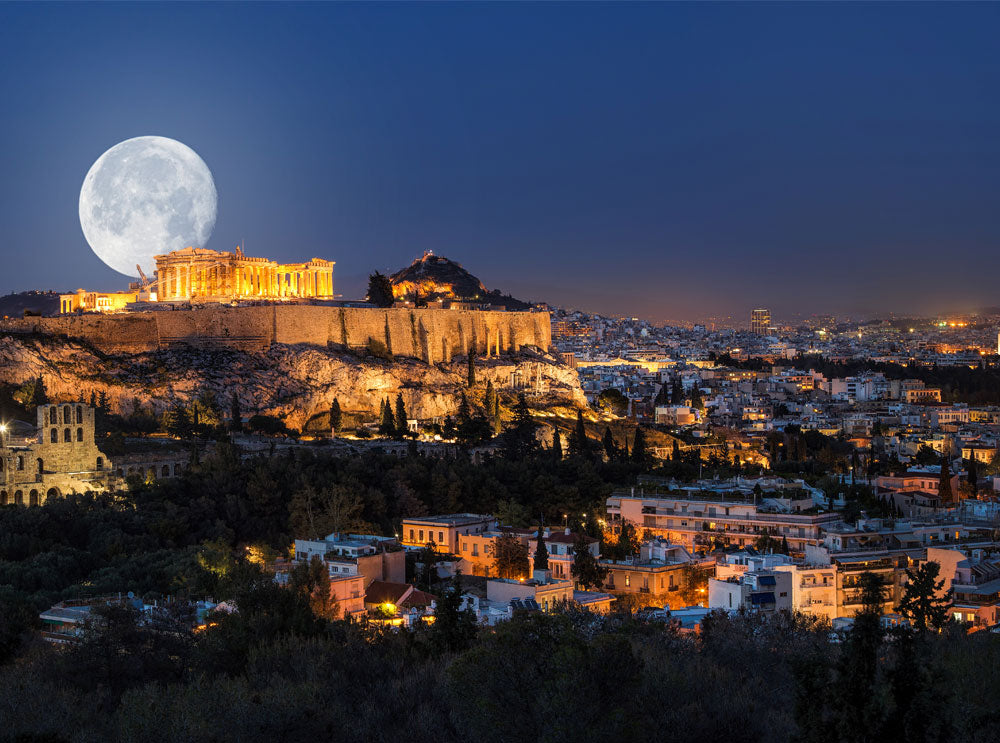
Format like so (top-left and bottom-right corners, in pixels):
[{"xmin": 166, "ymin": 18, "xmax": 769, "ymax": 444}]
[{"xmin": 0, "ymin": 333, "xmax": 585, "ymax": 430}]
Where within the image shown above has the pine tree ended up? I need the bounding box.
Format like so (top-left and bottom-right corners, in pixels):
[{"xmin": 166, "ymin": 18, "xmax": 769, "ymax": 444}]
[
  {"xmin": 602, "ymin": 427, "xmax": 618, "ymax": 462},
  {"xmin": 533, "ymin": 522, "xmax": 549, "ymax": 570},
  {"xmin": 570, "ymin": 533, "xmax": 607, "ymax": 590},
  {"xmin": 230, "ymin": 392, "xmax": 242, "ymax": 433},
  {"xmin": 330, "ymin": 397, "xmax": 342, "ymax": 434},
  {"xmin": 467, "ymin": 354, "xmax": 476, "ymax": 387},
  {"xmin": 394, "ymin": 393, "xmax": 408, "ymax": 438},
  {"xmin": 366, "ymin": 271, "xmax": 394, "ymax": 307},
  {"xmin": 503, "ymin": 394, "xmax": 538, "ymax": 459},
  {"xmin": 431, "ymin": 572, "xmax": 477, "ymax": 652},
  {"xmin": 896, "ymin": 561, "xmax": 952, "ymax": 631},
  {"xmin": 938, "ymin": 456, "xmax": 953, "ymax": 503}
]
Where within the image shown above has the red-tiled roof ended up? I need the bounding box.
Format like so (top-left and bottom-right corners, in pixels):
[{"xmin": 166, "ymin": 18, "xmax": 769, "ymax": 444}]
[
  {"xmin": 365, "ymin": 581, "xmax": 410, "ymax": 605},
  {"xmin": 401, "ymin": 589, "xmax": 437, "ymax": 608}
]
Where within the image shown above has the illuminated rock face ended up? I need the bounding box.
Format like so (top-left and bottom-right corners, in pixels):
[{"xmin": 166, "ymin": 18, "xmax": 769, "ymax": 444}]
[
  {"xmin": 389, "ymin": 252, "xmax": 487, "ymax": 303},
  {"xmin": 0, "ymin": 335, "xmax": 585, "ymax": 432}
]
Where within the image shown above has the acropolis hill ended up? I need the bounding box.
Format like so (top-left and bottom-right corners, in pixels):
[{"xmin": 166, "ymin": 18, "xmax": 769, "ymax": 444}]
[{"xmin": 0, "ymin": 252, "xmax": 576, "ymax": 429}]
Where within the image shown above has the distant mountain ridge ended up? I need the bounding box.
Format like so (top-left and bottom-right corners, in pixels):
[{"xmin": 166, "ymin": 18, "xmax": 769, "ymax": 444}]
[{"xmin": 0, "ymin": 291, "xmax": 60, "ymax": 318}]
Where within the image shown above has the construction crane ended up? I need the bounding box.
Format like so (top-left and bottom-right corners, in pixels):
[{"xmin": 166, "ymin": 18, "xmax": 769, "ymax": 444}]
[{"xmin": 136, "ymin": 264, "xmax": 152, "ymax": 288}]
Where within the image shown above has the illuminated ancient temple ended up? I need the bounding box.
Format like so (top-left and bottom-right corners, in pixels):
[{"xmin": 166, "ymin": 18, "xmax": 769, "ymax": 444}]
[{"xmin": 154, "ymin": 246, "xmax": 334, "ymax": 302}]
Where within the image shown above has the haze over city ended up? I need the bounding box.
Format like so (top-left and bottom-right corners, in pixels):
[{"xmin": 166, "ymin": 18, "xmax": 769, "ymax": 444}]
[{"xmin": 2, "ymin": 2, "xmax": 1000, "ymax": 321}]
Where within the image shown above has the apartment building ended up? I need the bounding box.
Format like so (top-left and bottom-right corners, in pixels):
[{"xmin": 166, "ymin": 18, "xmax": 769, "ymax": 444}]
[{"xmin": 607, "ymin": 488, "xmax": 840, "ymax": 553}]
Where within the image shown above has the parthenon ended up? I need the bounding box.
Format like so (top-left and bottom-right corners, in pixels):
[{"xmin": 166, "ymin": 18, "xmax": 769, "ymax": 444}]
[{"xmin": 154, "ymin": 247, "xmax": 334, "ymax": 302}]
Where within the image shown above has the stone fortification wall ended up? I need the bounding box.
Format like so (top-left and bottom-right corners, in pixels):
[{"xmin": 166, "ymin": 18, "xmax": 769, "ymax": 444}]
[{"xmin": 0, "ymin": 306, "xmax": 551, "ymax": 360}]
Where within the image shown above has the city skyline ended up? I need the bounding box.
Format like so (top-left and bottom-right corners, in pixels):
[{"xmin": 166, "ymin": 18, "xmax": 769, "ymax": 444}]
[{"xmin": 2, "ymin": 3, "xmax": 1000, "ymax": 322}]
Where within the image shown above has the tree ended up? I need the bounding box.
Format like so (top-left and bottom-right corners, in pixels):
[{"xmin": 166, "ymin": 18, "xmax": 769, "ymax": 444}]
[
  {"xmin": 330, "ymin": 397, "xmax": 342, "ymax": 434},
  {"xmin": 431, "ymin": 572, "xmax": 477, "ymax": 651},
  {"xmin": 689, "ymin": 385, "xmax": 704, "ymax": 411},
  {"xmin": 966, "ymin": 456, "xmax": 979, "ymax": 498},
  {"xmin": 417, "ymin": 541, "xmax": 438, "ymax": 590},
  {"xmin": 568, "ymin": 410, "xmax": 589, "ymax": 458},
  {"xmin": 484, "ymin": 380, "xmax": 499, "ymax": 432},
  {"xmin": 502, "ymin": 394, "xmax": 538, "ymax": 459},
  {"xmin": 596, "ymin": 388, "xmax": 628, "ymax": 416},
  {"xmin": 366, "ymin": 271, "xmax": 394, "ymax": 307},
  {"xmin": 394, "ymin": 393, "xmax": 409, "ymax": 438},
  {"xmin": 602, "ymin": 427, "xmax": 618, "ymax": 462},
  {"xmin": 289, "ymin": 554, "xmax": 337, "ymax": 620},
  {"xmin": 653, "ymin": 383, "xmax": 670, "ymax": 407},
  {"xmin": 229, "ymin": 392, "xmax": 242, "ymax": 433},
  {"xmin": 896, "ymin": 561, "xmax": 951, "ymax": 631},
  {"xmin": 489, "ymin": 531, "xmax": 530, "ymax": 580},
  {"xmin": 467, "ymin": 354, "xmax": 476, "ymax": 387},
  {"xmin": 379, "ymin": 397, "xmax": 396, "ymax": 436},
  {"xmin": 631, "ymin": 427, "xmax": 649, "ymax": 467},
  {"xmin": 533, "ymin": 522, "xmax": 549, "ymax": 570},
  {"xmin": 671, "ymin": 440, "xmax": 681, "ymax": 461},
  {"xmin": 914, "ymin": 445, "xmax": 940, "ymax": 466},
  {"xmin": 571, "ymin": 533, "xmax": 607, "ymax": 590},
  {"xmin": 617, "ymin": 520, "xmax": 640, "ymax": 559},
  {"xmin": 938, "ymin": 456, "xmax": 953, "ymax": 503},
  {"xmin": 552, "ymin": 428, "xmax": 563, "ymax": 460}
]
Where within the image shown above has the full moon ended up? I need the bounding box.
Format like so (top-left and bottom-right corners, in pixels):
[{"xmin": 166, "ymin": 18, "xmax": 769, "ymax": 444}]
[{"xmin": 79, "ymin": 136, "xmax": 217, "ymax": 277}]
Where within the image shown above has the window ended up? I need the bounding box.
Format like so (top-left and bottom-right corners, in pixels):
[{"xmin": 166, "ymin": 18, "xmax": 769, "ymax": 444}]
[
  {"xmin": 418, "ymin": 530, "xmax": 424, "ymax": 543},
  {"xmin": 780, "ymin": 592, "xmax": 788, "ymax": 597},
  {"xmin": 438, "ymin": 531, "xmax": 444, "ymax": 544},
  {"xmin": 76, "ymin": 406, "xmax": 83, "ymax": 424},
  {"xmin": 49, "ymin": 408, "xmax": 57, "ymax": 425},
  {"xmin": 472, "ymin": 544, "xmax": 479, "ymax": 556},
  {"xmin": 64, "ymin": 428, "xmax": 71, "ymax": 442},
  {"xmin": 409, "ymin": 529, "xmax": 414, "ymax": 541},
  {"xmin": 625, "ymin": 574, "xmax": 631, "ymax": 587},
  {"xmin": 76, "ymin": 428, "xmax": 83, "ymax": 442},
  {"xmin": 63, "ymin": 406, "xmax": 71, "ymax": 424},
  {"xmin": 462, "ymin": 542, "xmax": 468, "ymax": 553},
  {"xmin": 17, "ymin": 456, "xmax": 24, "ymax": 471},
  {"xmin": 96, "ymin": 458, "xmax": 103, "ymax": 471},
  {"xmin": 50, "ymin": 429, "xmax": 57, "ymax": 443}
]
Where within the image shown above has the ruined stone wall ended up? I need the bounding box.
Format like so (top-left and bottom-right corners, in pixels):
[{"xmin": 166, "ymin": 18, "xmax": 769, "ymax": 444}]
[{"xmin": 0, "ymin": 306, "xmax": 551, "ymax": 360}]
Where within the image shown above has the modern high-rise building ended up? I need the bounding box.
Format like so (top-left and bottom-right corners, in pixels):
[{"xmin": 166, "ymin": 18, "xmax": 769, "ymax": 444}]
[{"xmin": 750, "ymin": 308, "xmax": 771, "ymax": 335}]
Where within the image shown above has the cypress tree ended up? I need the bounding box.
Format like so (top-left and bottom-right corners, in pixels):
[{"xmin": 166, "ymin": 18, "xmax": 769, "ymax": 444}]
[
  {"xmin": 938, "ymin": 456, "xmax": 953, "ymax": 503},
  {"xmin": 533, "ymin": 521, "xmax": 549, "ymax": 570},
  {"xmin": 379, "ymin": 397, "xmax": 395, "ymax": 436},
  {"xmin": 395, "ymin": 393, "xmax": 408, "ymax": 438},
  {"xmin": 330, "ymin": 397, "xmax": 342, "ymax": 434},
  {"xmin": 569, "ymin": 410, "xmax": 588, "ymax": 457},
  {"xmin": 967, "ymin": 456, "xmax": 979, "ymax": 498},
  {"xmin": 631, "ymin": 426, "xmax": 648, "ymax": 466},
  {"xmin": 467, "ymin": 354, "xmax": 476, "ymax": 387},
  {"xmin": 552, "ymin": 429, "xmax": 563, "ymax": 460},
  {"xmin": 602, "ymin": 426, "xmax": 618, "ymax": 462}
]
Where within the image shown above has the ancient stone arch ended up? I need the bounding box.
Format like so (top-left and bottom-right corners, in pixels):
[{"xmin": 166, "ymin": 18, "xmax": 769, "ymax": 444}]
[
  {"xmin": 0, "ymin": 491, "xmax": 8, "ymax": 505},
  {"xmin": 14, "ymin": 490, "xmax": 23, "ymax": 505},
  {"xmin": 46, "ymin": 487, "xmax": 60, "ymax": 501},
  {"xmin": 28, "ymin": 489, "xmax": 39, "ymax": 506}
]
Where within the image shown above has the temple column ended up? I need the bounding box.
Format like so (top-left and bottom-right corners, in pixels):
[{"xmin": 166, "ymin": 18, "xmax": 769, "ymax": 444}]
[{"xmin": 279, "ymin": 272, "xmax": 285, "ymax": 297}]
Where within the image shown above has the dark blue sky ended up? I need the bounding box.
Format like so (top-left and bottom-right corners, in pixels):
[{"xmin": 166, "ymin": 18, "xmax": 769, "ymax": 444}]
[{"xmin": 1, "ymin": 2, "xmax": 999, "ymax": 322}]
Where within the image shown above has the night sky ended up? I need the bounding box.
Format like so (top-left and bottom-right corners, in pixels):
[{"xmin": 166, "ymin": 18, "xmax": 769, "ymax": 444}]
[{"xmin": 1, "ymin": 2, "xmax": 999, "ymax": 322}]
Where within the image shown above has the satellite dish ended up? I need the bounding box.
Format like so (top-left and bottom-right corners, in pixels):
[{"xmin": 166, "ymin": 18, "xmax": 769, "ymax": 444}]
[{"xmin": 127, "ymin": 591, "xmax": 135, "ymax": 599}]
